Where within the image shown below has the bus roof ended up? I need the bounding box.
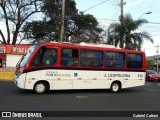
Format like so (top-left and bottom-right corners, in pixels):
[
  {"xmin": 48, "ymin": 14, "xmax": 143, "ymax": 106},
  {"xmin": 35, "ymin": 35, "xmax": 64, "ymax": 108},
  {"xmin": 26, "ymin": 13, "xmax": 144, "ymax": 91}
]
[{"xmin": 39, "ymin": 42, "xmax": 144, "ymax": 54}]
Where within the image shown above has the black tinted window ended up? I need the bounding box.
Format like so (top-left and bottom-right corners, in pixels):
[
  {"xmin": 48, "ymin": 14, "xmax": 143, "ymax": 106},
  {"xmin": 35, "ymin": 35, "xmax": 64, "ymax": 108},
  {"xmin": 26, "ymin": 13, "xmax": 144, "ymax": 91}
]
[
  {"xmin": 127, "ymin": 54, "xmax": 142, "ymax": 68},
  {"xmin": 105, "ymin": 52, "xmax": 125, "ymax": 68},
  {"xmin": 61, "ymin": 48, "xmax": 78, "ymax": 66},
  {"xmin": 80, "ymin": 50, "xmax": 103, "ymax": 67}
]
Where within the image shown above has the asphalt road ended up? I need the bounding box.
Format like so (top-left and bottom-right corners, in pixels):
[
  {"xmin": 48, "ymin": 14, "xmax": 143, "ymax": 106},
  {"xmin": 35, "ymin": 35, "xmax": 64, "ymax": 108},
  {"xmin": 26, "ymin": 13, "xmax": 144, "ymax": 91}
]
[{"xmin": 0, "ymin": 80, "xmax": 160, "ymax": 119}]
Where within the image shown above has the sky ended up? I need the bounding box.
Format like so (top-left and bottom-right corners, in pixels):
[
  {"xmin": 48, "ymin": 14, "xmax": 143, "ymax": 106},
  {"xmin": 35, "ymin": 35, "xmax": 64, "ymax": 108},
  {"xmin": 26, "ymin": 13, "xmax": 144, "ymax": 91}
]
[
  {"xmin": 0, "ymin": 0, "xmax": 160, "ymax": 56},
  {"xmin": 75, "ymin": 0, "xmax": 160, "ymax": 56}
]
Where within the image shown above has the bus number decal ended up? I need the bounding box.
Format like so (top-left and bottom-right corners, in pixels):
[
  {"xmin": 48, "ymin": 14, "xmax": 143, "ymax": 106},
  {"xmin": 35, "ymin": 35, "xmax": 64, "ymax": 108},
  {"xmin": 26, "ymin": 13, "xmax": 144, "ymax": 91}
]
[{"xmin": 138, "ymin": 74, "xmax": 143, "ymax": 78}]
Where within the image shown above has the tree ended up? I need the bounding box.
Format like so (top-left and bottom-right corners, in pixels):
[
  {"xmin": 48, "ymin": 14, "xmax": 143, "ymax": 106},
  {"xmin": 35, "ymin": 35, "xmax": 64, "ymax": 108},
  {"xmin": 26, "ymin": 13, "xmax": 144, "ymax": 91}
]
[
  {"xmin": 0, "ymin": 0, "xmax": 43, "ymax": 44},
  {"xmin": 23, "ymin": 0, "xmax": 77, "ymax": 43},
  {"xmin": 23, "ymin": 0, "xmax": 103, "ymax": 43},
  {"xmin": 22, "ymin": 20, "xmax": 54, "ymax": 43},
  {"xmin": 66, "ymin": 12, "xmax": 103, "ymax": 43},
  {"xmin": 107, "ymin": 14, "xmax": 153, "ymax": 50},
  {"xmin": 146, "ymin": 60, "xmax": 152, "ymax": 69}
]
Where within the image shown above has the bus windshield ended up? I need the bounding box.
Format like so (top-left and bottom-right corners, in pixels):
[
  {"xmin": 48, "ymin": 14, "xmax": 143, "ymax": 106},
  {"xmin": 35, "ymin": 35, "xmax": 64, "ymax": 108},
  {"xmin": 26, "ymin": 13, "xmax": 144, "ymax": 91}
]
[{"xmin": 16, "ymin": 45, "xmax": 38, "ymax": 67}]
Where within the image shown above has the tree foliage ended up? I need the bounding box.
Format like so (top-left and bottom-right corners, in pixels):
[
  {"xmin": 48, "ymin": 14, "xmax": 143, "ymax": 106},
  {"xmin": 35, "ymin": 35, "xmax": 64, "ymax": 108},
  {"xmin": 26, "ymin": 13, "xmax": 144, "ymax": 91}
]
[
  {"xmin": 146, "ymin": 60, "xmax": 152, "ymax": 69},
  {"xmin": 68, "ymin": 12, "xmax": 103, "ymax": 43},
  {"xmin": 0, "ymin": 0, "xmax": 43, "ymax": 44},
  {"xmin": 22, "ymin": 0, "xmax": 103, "ymax": 43},
  {"xmin": 107, "ymin": 14, "xmax": 153, "ymax": 50}
]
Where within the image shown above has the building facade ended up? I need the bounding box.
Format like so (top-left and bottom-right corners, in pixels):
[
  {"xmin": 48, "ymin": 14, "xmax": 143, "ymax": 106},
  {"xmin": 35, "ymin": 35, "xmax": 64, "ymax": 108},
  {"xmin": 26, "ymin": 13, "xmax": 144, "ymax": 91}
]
[{"xmin": 0, "ymin": 44, "xmax": 31, "ymax": 67}]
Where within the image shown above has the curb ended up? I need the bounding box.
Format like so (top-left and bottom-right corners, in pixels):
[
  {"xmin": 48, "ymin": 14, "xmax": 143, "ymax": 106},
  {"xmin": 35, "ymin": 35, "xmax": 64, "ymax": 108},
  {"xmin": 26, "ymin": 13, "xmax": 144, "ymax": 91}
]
[
  {"xmin": 0, "ymin": 72, "xmax": 14, "ymax": 81},
  {"xmin": 0, "ymin": 79, "xmax": 13, "ymax": 81}
]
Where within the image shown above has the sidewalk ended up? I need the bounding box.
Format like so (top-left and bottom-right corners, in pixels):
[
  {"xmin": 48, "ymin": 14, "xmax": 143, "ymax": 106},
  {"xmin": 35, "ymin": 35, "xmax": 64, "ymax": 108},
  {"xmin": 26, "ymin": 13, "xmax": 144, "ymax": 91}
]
[
  {"xmin": 0, "ymin": 67, "xmax": 15, "ymax": 81},
  {"xmin": 0, "ymin": 72, "xmax": 14, "ymax": 81}
]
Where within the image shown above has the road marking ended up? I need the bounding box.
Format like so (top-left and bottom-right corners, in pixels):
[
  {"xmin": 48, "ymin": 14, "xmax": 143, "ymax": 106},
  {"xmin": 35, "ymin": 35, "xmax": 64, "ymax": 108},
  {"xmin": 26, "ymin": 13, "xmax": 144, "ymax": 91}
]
[
  {"xmin": 146, "ymin": 89, "xmax": 155, "ymax": 92},
  {"xmin": 76, "ymin": 96, "xmax": 88, "ymax": 99},
  {"xmin": 145, "ymin": 82, "xmax": 151, "ymax": 86}
]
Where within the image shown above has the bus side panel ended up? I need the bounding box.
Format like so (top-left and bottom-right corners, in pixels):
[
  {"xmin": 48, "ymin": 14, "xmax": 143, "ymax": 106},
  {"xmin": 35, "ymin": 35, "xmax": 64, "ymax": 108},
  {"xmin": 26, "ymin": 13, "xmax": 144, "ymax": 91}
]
[
  {"xmin": 25, "ymin": 70, "xmax": 52, "ymax": 90},
  {"xmin": 24, "ymin": 69, "xmax": 145, "ymax": 90},
  {"xmin": 72, "ymin": 70, "xmax": 111, "ymax": 89},
  {"xmin": 24, "ymin": 69, "xmax": 73, "ymax": 90},
  {"xmin": 66, "ymin": 70, "xmax": 145, "ymax": 90},
  {"xmin": 121, "ymin": 71, "xmax": 146, "ymax": 88},
  {"xmin": 73, "ymin": 70, "xmax": 146, "ymax": 89},
  {"xmin": 87, "ymin": 71, "xmax": 145, "ymax": 89}
]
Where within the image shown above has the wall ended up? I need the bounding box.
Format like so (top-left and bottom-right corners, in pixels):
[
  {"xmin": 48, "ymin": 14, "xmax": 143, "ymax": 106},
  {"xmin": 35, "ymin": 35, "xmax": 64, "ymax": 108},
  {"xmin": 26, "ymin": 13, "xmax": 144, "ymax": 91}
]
[
  {"xmin": 0, "ymin": 67, "xmax": 15, "ymax": 80},
  {"xmin": 6, "ymin": 54, "xmax": 22, "ymax": 67},
  {"xmin": 0, "ymin": 44, "xmax": 31, "ymax": 80}
]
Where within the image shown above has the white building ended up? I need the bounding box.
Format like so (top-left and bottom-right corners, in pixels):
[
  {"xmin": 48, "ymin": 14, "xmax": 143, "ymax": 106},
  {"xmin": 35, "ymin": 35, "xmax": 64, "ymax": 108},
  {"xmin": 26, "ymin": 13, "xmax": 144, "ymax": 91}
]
[{"xmin": 0, "ymin": 44, "xmax": 31, "ymax": 67}]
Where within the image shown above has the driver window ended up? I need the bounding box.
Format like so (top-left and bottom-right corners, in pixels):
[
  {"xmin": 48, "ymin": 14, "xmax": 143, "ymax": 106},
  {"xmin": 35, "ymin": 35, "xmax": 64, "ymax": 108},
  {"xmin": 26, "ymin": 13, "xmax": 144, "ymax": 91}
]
[{"xmin": 31, "ymin": 47, "xmax": 57, "ymax": 66}]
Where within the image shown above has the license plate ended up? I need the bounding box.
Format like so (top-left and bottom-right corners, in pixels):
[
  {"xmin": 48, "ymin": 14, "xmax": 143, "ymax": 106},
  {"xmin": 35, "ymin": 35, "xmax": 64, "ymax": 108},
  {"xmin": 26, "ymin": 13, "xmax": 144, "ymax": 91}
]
[{"xmin": 155, "ymin": 78, "xmax": 158, "ymax": 80}]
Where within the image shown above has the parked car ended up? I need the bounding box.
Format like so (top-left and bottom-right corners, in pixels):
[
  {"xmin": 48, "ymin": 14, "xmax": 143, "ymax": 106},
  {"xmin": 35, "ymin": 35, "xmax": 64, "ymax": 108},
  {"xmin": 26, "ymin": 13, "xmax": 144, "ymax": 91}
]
[{"xmin": 146, "ymin": 70, "xmax": 160, "ymax": 82}]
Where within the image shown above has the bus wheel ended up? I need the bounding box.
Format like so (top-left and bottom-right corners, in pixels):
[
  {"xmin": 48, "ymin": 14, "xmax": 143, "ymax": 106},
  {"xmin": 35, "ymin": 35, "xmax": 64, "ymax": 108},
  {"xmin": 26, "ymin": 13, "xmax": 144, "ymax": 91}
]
[
  {"xmin": 34, "ymin": 82, "xmax": 48, "ymax": 94},
  {"xmin": 110, "ymin": 82, "xmax": 121, "ymax": 93}
]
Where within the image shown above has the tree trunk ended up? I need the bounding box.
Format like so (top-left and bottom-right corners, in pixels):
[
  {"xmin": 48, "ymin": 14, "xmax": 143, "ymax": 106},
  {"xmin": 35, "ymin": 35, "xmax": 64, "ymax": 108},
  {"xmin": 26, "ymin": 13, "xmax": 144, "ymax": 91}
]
[
  {"xmin": 0, "ymin": 30, "xmax": 6, "ymax": 44},
  {"xmin": 12, "ymin": 30, "xmax": 18, "ymax": 45}
]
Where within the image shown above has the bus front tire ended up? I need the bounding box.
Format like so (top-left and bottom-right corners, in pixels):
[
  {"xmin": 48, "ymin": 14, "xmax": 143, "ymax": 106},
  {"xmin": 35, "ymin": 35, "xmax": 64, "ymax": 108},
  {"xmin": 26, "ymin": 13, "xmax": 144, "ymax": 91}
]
[
  {"xmin": 110, "ymin": 82, "xmax": 121, "ymax": 93},
  {"xmin": 34, "ymin": 82, "xmax": 48, "ymax": 94}
]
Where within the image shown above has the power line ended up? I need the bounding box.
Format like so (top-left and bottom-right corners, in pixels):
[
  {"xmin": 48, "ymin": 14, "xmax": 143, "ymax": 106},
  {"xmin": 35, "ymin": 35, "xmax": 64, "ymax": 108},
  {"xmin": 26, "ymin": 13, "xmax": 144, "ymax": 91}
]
[
  {"xmin": 83, "ymin": 1, "xmax": 106, "ymax": 13},
  {"xmin": 83, "ymin": 0, "xmax": 117, "ymax": 13},
  {"xmin": 148, "ymin": 15, "xmax": 160, "ymax": 20},
  {"xmin": 111, "ymin": 0, "xmax": 119, "ymax": 22},
  {"xmin": 99, "ymin": 0, "xmax": 119, "ymax": 4},
  {"xmin": 97, "ymin": 18, "xmax": 160, "ymax": 24},
  {"xmin": 148, "ymin": 22, "xmax": 160, "ymax": 24}
]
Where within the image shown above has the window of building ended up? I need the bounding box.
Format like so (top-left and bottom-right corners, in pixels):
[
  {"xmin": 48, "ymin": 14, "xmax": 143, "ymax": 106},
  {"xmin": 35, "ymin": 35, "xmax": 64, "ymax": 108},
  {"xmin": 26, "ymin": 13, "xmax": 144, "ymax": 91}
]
[
  {"xmin": 31, "ymin": 47, "xmax": 57, "ymax": 66},
  {"xmin": 80, "ymin": 50, "xmax": 103, "ymax": 67},
  {"xmin": 105, "ymin": 52, "xmax": 125, "ymax": 68},
  {"xmin": 127, "ymin": 54, "xmax": 142, "ymax": 68},
  {"xmin": 61, "ymin": 48, "xmax": 78, "ymax": 66}
]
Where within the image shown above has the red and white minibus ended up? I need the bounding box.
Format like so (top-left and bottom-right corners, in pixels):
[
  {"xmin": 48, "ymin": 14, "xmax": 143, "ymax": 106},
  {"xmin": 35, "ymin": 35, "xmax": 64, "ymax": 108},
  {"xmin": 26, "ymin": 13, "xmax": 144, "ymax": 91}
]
[{"xmin": 14, "ymin": 42, "xmax": 146, "ymax": 94}]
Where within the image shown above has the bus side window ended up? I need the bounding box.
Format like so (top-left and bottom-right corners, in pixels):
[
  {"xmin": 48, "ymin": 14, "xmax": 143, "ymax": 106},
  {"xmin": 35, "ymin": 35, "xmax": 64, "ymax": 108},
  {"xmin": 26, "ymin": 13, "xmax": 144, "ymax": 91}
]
[
  {"xmin": 127, "ymin": 54, "xmax": 142, "ymax": 68},
  {"xmin": 42, "ymin": 49, "xmax": 57, "ymax": 65},
  {"xmin": 61, "ymin": 48, "xmax": 78, "ymax": 66},
  {"xmin": 80, "ymin": 50, "xmax": 103, "ymax": 67},
  {"xmin": 31, "ymin": 47, "xmax": 57, "ymax": 66},
  {"xmin": 105, "ymin": 52, "xmax": 125, "ymax": 68}
]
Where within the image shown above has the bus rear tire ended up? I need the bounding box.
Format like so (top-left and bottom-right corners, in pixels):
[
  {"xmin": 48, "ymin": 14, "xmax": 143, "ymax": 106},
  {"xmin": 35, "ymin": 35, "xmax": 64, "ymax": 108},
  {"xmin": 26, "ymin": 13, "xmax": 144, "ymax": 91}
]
[
  {"xmin": 110, "ymin": 82, "xmax": 121, "ymax": 93},
  {"xmin": 34, "ymin": 82, "xmax": 48, "ymax": 94}
]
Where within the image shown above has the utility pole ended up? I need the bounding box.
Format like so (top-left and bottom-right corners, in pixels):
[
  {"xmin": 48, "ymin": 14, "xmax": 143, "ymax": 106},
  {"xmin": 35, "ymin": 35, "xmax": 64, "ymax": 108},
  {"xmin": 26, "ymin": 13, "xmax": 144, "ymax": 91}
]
[
  {"xmin": 113, "ymin": 24, "xmax": 115, "ymax": 46},
  {"xmin": 60, "ymin": 0, "xmax": 65, "ymax": 43},
  {"xmin": 119, "ymin": 0, "xmax": 126, "ymax": 49},
  {"xmin": 155, "ymin": 45, "xmax": 160, "ymax": 73},
  {"xmin": 119, "ymin": 0, "xmax": 126, "ymax": 23},
  {"xmin": 120, "ymin": 0, "xmax": 124, "ymax": 21}
]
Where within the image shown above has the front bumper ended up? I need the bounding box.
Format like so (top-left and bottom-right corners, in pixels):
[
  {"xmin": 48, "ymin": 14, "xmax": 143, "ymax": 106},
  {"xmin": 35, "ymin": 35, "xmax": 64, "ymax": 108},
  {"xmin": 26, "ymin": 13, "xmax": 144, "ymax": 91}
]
[{"xmin": 13, "ymin": 74, "xmax": 26, "ymax": 89}]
